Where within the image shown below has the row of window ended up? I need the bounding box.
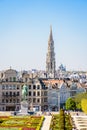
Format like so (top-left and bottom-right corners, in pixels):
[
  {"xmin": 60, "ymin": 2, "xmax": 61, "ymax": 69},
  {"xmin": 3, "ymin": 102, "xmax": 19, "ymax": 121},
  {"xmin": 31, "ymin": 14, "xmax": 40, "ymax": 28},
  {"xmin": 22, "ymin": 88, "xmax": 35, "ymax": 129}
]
[
  {"xmin": 32, "ymin": 98, "xmax": 40, "ymax": 103},
  {"xmin": 2, "ymin": 91, "xmax": 47, "ymax": 97},
  {"xmin": 5, "ymin": 77, "xmax": 16, "ymax": 82},
  {"xmin": 28, "ymin": 85, "xmax": 40, "ymax": 89},
  {"xmin": 2, "ymin": 85, "xmax": 20, "ymax": 90},
  {"xmin": 2, "ymin": 85, "xmax": 41, "ymax": 90},
  {"xmin": 2, "ymin": 92, "xmax": 20, "ymax": 96},
  {"xmin": 29, "ymin": 91, "xmax": 40, "ymax": 96},
  {"xmin": 29, "ymin": 91, "xmax": 47, "ymax": 96},
  {"xmin": 27, "ymin": 98, "xmax": 47, "ymax": 103},
  {"xmin": 1, "ymin": 98, "xmax": 47, "ymax": 103},
  {"xmin": 2, "ymin": 99, "xmax": 20, "ymax": 103}
]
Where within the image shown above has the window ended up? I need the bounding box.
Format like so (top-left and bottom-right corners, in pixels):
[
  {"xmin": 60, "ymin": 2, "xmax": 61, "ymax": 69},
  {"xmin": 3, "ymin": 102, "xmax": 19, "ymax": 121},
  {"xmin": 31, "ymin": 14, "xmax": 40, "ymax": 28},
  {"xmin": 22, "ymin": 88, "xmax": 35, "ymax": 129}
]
[
  {"xmin": 33, "ymin": 98, "xmax": 36, "ymax": 103},
  {"xmin": 13, "ymin": 92, "xmax": 16, "ymax": 96},
  {"xmin": 33, "ymin": 91, "xmax": 36, "ymax": 96},
  {"xmin": 6, "ymin": 85, "xmax": 8, "ymax": 89},
  {"xmin": 10, "ymin": 77, "xmax": 12, "ymax": 82},
  {"xmin": 10, "ymin": 92, "xmax": 12, "ymax": 96},
  {"xmin": 29, "ymin": 85, "xmax": 31, "ymax": 89},
  {"xmin": 37, "ymin": 98, "xmax": 40, "ymax": 103},
  {"xmin": 25, "ymin": 78, "xmax": 27, "ymax": 82},
  {"xmin": 6, "ymin": 99, "xmax": 8, "ymax": 103},
  {"xmin": 51, "ymin": 62, "xmax": 52, "ymax": 69},
  {"xmin": 17, "ymin": 92, "xmax": 19, "ymax": 96},
  {"xmin": 6, "ymin": 92, "xmax": 8, "ymax": 96},
  {"xmin": 37, "ymin": 85, "xmax": 40, "ymax": 89},
  {"xmin": 6, "ymin": 78, "xmax": 8, "ymax": 82},
  {"xmin": 29, "ymin": 91, "xmax": 31, "ymax": 96},
  {"xmin": 37, "ymin": 91, "xmax": 40, "ymax": 96},
  {"xmin": 10, "ymin": 99, "xmax": 12, "ymax": 103},
  {"xmin": 41, "ymin": 92, "xmax": 44, "ymax": 96},
  {"xmin": 13, "ymin": 77, "xmax": 16, "ymax": 82},
  {"xmin": 2, "ymin": 85, "xmax": 5, "ymax": 89},
  {"xmin": 17, "ymin": 99, "xmax": 19, "ymax": 103},
  {"xmin": 13, "ymin": 99, "xmax": 15, "ymax": 103},
  {"xmin": 28, "ymin": 98, "xmax": 31, "ymax": 102},
  {"xmin": 33, "ymin": 85, "xmax": 36, "ymax": 89},
  {"xmin": 44, "ymin": 91, "xmax": 47, "ymax": 96},
  {"xmin": 9, "ymin": 85, "xmax": 12, "ymax": 89},
  {"xmin": 2, "ymin": 92, "xmax": 4, "ymax": 96},
  {"xmin": 41, "ymin": 98, "xmax": 44, "ymax": 103},
  {"xmin": 2, "ymin": 99, "xmax": 4, "ymax": 103},
  {"xmin": 2, "ymin": 107, "xmax": 4, "ymax": 111},
  {"xmin": 17, "ymin": 85, "xmax": 19, "ymax": 89},
  {"xmin": 13, "ymin": 85, "xmax": 16, "ymax": 89},
  {"xmin": 44, "ymin": 98, "xmax": 47, "ymax": 102}
]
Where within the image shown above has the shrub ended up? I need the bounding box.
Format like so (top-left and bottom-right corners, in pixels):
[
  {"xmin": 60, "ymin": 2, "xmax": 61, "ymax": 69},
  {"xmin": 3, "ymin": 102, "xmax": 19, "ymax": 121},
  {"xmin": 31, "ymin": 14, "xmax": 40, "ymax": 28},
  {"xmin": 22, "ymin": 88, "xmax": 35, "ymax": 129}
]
[{"xmin": 50, "ymin": 110, "xmax": 72, "ymax": 130}]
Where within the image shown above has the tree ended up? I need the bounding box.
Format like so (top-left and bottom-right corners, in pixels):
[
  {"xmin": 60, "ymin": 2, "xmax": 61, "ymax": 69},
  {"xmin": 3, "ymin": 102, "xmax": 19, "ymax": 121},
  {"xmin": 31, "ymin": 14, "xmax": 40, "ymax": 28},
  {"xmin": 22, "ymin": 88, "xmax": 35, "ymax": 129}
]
[
  {"xmin": 74, "ymin": 92, "xmax": 87, "ymax": 110},
  {"xmin": 65, "ymin": 97, "xmax": 76, "ymax": 110},
  {"xmin": 81, "ymin": 99, "xmax": 87, "ymax": 114}
]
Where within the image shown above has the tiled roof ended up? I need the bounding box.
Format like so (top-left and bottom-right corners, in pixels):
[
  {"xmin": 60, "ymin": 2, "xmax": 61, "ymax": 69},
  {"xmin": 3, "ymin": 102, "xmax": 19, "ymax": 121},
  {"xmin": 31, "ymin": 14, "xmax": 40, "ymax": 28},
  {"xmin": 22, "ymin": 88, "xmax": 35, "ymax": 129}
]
[{"xmin": 42, "ymin": 79, "xmax": 64, "ymax": 86}]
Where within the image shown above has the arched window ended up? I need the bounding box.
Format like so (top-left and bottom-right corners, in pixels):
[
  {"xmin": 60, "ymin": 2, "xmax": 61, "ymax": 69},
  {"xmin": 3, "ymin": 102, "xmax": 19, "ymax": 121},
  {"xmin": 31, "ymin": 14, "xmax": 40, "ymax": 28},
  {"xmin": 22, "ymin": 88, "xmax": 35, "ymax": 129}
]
[
  {"xmin": 6, "ymin": 99, "xmax": 8, "ymax": 103},
  {"xmin": 33, "ymin": 91, "xmax": 36, "ymax": 96},
  {"xmin": 33, "ymin": 85, "xmax": 36, "ymax": 89},
  {"xmin": 10, "ymin": 77, "xmax": 12, "ymax": 82},
  {"xmin": 37, "ymin": 85, "xmax": 40, "ymax": 89},
  {"xmin": 6, "ymin": 78, "xmax": 8, "ymax": 82},
  {"xmin": 37, "ymin": 91, "xmax": 40, "ymax": 96},
  {"xmin": 13, "ymin": 77, "xmax": 16, "ymax": 82},
  {"xmin": 51, "ymin": 62, "xmax": 52, "ymax": 69}
]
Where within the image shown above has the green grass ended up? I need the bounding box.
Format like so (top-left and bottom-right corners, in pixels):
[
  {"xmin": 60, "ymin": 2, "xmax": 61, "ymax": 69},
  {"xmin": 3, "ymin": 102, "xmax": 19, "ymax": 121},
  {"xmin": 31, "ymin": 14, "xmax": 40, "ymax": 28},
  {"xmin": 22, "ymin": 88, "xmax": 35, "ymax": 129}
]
[{"xmin": 0, "ymin": 128, "xmax": 19, "ymax": 130}]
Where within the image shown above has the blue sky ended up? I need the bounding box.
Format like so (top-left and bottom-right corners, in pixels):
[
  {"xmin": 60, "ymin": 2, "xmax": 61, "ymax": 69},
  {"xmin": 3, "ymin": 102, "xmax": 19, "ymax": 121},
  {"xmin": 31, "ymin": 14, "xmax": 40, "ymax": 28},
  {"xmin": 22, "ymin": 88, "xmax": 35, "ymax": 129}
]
[{"xmin": 0, "ymin": 0, "xmax": 87, "ymax": 71}]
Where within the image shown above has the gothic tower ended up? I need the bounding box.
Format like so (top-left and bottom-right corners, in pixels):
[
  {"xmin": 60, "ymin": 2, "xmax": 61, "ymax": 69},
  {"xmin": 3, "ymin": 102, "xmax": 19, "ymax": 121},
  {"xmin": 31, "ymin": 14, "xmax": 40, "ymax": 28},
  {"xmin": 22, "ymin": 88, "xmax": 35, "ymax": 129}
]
[{"xmin": 46, "ymin": 26, "xmax": 56, "ymax": 78}]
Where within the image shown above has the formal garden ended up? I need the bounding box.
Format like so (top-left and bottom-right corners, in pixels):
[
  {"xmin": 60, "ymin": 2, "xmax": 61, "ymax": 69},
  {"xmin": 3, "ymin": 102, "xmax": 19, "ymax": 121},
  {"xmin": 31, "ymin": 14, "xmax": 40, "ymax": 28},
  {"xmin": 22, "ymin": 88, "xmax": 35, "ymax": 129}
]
[
  {"xmin": 50, "ymin": 109, "xmax": 72, "ymax": 130},
  {"xmin": 0, "ymin": 115, "xmax": 44, "ymax": 130}
]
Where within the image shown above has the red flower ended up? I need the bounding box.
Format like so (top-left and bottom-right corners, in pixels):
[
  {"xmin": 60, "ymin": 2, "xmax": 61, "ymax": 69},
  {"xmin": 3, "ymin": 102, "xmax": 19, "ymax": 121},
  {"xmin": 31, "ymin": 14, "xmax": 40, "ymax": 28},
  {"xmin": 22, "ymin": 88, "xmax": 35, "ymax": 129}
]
[{"xmin": 23, "ymin": 128, "xmax": 36, "ymax": 130}]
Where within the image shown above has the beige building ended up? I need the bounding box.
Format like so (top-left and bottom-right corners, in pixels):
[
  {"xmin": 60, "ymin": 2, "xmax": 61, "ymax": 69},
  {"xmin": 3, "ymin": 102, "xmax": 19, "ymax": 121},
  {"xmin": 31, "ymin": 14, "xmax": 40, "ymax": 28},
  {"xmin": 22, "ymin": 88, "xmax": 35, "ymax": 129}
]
[
  {"xmin": 0, "ymin": 68, "xmax": 86, "ymax": 112},
  {"xmin": 0, "ymin": 69, "xmax": 48, "ymax": 111}
]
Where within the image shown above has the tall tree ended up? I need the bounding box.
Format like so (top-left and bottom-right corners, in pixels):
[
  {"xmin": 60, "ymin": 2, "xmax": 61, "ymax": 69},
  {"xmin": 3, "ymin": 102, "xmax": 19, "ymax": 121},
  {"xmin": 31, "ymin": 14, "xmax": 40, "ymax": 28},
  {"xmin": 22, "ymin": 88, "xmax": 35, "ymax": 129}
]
[{"xmin": 74, "ymin": 92, "xmax": 87, "ymax": 110}]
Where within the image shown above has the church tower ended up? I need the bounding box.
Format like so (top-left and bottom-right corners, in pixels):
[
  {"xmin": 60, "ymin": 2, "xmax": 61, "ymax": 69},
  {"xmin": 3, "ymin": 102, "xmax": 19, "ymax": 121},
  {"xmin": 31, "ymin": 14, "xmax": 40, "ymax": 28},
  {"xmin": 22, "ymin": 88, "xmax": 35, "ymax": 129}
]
[{"xmin": 46, "ymin": 26, "xmax": 56, "ymax": 78}]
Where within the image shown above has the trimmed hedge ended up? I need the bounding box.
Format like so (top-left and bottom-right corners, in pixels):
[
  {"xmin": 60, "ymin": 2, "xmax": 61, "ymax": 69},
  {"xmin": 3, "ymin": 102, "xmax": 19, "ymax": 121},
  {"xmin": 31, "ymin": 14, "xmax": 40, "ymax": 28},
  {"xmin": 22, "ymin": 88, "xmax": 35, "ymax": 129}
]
[{"xmin": 50, "ymin": 109, "xmax": 72, "ymax": 130}]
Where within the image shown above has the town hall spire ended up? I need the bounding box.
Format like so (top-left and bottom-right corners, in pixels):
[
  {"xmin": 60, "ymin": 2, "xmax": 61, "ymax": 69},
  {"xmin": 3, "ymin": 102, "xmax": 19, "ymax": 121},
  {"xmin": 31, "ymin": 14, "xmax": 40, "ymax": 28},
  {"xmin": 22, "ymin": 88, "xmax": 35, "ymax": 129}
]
[
  {"xmin": 48, "ymin": 25, "xmax": 53, "ymax": 42},
  {"xmin": 46, "ymin": 26, "xmax": 56, "ymax": 78}
]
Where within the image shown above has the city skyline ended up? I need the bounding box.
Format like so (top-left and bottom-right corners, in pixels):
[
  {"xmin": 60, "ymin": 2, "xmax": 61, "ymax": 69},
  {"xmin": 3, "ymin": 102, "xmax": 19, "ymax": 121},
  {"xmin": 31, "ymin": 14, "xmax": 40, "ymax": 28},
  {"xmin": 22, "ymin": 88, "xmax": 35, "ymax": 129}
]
[{"xmin": 0, "ymin": 0, "xmax": 87, "ymax": 71}]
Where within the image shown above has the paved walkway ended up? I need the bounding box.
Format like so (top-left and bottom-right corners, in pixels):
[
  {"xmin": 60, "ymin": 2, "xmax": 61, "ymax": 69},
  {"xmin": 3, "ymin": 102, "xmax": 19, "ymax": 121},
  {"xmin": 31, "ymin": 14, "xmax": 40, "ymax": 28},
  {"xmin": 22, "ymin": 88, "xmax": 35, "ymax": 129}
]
[
  {"xmin": 70, "ymin": 112, "xmax": 87, "ymax": 130},
  {"xmin": 0, "ymin": 111, "xmax": 11, "ymax": 116},
  {"xmin": 41, "ymin": 116, "xmax": 52, "ymax": 130}
]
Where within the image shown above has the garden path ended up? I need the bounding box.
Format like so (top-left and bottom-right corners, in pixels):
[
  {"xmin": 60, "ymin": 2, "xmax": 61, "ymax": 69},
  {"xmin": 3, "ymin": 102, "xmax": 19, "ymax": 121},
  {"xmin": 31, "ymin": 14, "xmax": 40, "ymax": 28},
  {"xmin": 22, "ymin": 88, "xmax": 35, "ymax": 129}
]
[{"xmin": 41, "ymin": 116, "xmax": 52, "ymax": 130}]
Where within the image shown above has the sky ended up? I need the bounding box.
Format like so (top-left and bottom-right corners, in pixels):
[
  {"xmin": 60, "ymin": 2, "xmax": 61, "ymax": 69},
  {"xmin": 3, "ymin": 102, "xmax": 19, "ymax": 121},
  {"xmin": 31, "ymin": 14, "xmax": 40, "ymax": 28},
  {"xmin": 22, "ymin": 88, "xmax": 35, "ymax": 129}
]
[{"xmin": 0, "ymin": 0, "xmax": 87, "ymax": 71}]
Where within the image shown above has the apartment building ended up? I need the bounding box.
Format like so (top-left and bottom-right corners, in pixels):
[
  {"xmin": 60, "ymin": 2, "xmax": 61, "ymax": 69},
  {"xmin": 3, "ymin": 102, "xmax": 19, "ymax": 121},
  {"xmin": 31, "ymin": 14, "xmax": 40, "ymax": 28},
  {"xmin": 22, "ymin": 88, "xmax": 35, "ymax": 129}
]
[{"xmin": 0, "ymin": 69, "xmax": 48, "ymax": 111}]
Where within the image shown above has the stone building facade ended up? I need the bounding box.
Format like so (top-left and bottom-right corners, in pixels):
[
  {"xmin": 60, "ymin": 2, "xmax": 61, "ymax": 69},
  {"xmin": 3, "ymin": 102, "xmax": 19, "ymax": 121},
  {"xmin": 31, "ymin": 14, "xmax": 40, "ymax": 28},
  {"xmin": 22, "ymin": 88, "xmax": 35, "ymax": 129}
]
[{"xmin": 0, "ymin": 69, "xmax": 48, "ymax": 111}]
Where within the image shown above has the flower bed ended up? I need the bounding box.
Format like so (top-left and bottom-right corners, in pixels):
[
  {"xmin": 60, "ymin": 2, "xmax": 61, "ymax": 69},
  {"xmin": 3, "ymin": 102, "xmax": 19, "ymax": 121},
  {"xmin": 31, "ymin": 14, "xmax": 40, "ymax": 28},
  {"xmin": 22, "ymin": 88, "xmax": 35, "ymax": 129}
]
[{"xmin": 0, "ymin": 116, "xmax": 44, "ymax": 130}]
